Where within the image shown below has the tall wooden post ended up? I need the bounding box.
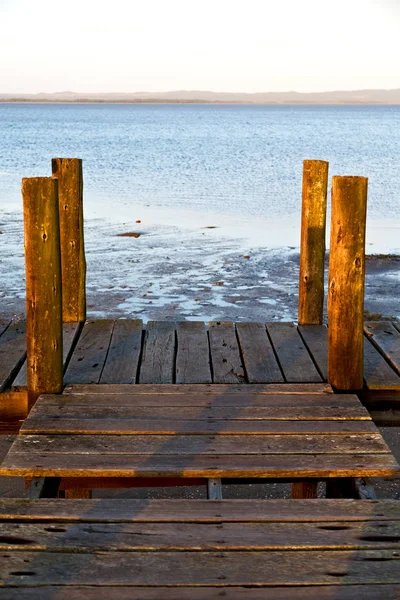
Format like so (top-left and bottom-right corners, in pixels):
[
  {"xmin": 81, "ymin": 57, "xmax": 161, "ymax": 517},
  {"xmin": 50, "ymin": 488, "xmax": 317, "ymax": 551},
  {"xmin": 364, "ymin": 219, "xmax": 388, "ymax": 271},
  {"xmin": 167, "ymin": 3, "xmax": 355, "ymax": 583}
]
[
  {"xmin": 298, "ymin": 160, "xmax": 329, "ymax": 325},
  {"xmin": 328, "ymin": 176, "xmax": 368, "ymax": 390},
  {"xmin": 23, "ymin": 177, "xmax": 63, "ymax": 409},
  {"xmin": 52, "ymin": 158, "xmax": 86, "ymax": 322}
]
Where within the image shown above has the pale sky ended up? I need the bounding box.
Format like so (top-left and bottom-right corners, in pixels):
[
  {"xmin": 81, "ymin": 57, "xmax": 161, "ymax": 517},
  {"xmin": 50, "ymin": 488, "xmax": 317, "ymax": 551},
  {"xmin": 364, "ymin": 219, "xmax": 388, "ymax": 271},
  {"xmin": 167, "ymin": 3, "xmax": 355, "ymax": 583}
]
[{"xmin": 1, "ymin": 0, "xmax": 399, "ymax": 93}]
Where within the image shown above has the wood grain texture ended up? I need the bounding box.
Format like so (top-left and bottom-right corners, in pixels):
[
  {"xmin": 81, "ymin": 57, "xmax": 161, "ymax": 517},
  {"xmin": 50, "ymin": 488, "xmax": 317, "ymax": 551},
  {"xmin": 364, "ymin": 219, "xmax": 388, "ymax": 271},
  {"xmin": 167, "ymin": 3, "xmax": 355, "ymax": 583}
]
[
  {"xmin": 37, "ymin": 392, "xmax": 361, "ymax": 407},
  {"xmin": 364, "ymin": 335, "xmax": 400, "ymax": 390},
  {"xmin": 22, "ymin": 177, "xmax": 63, "ymax": 408},
  {"xmin": 19, "ymin": 417, "xmax": 378, "ymax": 435},
  {"xmin": 266, "ymin": 322, "xmax": 322, "ymax": 382},
  {"xmin": 176, "ymin": 321, "xmax": 211, "ymax": 383},
  {"xmin": 99, "ymin": 320, "xmax": 142, "ymax": 384},
  {"xmin": 1, "ymin": 452, "xmax": 396, "ymax": 479},
  {"xmin": 365, "ymin": 321, "xmax": 400, "ymax": 375},
  {"xmin": 1, "ymin": 498, "xmax": 399, "ymax": 522},
  {"xmin": 236, "ymin": 322, "xmax": 283, "ymax": 383},
  {"xmin": 139, "ymin": 321, "xmax": 176, "ymax": 384},
  {"xmin": 328, "ymin": 176, "xmax": 368, "ymax": 390},
  {"xmin": 11, "ymin": 433, "xmax": 389, "ymax": 455},
  {"xmin": 12, "ymin": 322, "xmax": 81, "ymax": 391},
  {"xmin": 0, "ymin": 321, "xmax": 27, "ymax": 392},
  {"xmin": 63, "ymin": 382, "xmax": 334, "ymax": 394},
  {"xmin": 52, "ymin": 157, "xmax": 86, "ymax": 322},
  {"xmin": 298, "ymin": 159, "xmax": 329, "ymax": 325},
  {"xmin": 208, "ymin": 321, "xmax": 245, "ymax": 383},
  {"xmin": 2, "ymin": 519, "xmax": 400, "ymax": 551},
  {"xmin": 63, "ymin": 320, "xmax": 114, "ymax": 385},
  {"xmin": 24, "ymin": 404, "xmax": 371, "ymax": 421},
  {"xmin": 1, "ymin": 549, "xmax": 399, "ymax": 586},
  {"xmin": 298, "ymin": 324, "xmax": 328, "ymax": 381}
]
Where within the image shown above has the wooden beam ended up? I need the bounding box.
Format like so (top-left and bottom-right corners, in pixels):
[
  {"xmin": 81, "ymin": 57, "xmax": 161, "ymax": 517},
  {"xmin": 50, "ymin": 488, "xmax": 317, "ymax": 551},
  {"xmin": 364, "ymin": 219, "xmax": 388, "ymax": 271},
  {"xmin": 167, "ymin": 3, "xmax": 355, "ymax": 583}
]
[
  {"xmin": 328, "ymin": 176, "xmax": 368, "ymax": 391},
  {"xmin": 298, "ymin": 160, "xmax": 329, "ymax": 325},
  {"xmin": 52, "ymin": 158, "xmax": 86, "ymax": 323},
  {"xmin": 22, "ymin": 177, "xmax": 63, "ymax": 409}
]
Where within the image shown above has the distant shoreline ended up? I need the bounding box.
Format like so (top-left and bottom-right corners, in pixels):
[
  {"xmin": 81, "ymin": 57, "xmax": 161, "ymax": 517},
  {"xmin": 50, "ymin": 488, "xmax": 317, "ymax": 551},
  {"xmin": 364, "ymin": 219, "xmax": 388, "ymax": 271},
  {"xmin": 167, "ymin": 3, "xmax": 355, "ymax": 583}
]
[{"xmin": 1, "ymin": 99, "xmax": 399, "ymax": 105}]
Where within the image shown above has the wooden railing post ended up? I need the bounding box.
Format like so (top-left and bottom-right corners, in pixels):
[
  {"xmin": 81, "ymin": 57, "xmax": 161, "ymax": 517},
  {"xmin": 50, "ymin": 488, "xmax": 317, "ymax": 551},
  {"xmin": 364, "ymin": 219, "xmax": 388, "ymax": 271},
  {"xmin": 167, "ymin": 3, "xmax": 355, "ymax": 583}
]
[
  {"xmin": 52, "ymin": 158, "xmax": 86, "ymax": 323},
  {"xmin": 328, "ymin": 176, "xmax": 368, "ymax": 391},
  {"xmin": 23, "ymin": 177, "xmax": 63, "ymax": 409},
  {"xmin": 298, "ymin": 159, "xmax": 329, "ymax": 325}
]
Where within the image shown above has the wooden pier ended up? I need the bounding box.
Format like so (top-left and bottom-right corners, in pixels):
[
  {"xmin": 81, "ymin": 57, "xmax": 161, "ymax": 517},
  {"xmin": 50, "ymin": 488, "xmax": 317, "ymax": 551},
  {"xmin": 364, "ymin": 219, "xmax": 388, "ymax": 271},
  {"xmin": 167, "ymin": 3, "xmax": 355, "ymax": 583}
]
[{"xmin": 1, "ymin": 158, "xmax": 399, "ymax": 595}]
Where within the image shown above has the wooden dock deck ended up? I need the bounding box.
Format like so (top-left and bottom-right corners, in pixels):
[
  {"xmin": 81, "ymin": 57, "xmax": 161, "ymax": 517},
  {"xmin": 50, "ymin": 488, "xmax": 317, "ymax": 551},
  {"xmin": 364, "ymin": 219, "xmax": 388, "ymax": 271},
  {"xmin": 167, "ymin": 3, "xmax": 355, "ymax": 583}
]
[{"xmin": 1, "ymin": 319, "xmax": 399, "ymax": 430}]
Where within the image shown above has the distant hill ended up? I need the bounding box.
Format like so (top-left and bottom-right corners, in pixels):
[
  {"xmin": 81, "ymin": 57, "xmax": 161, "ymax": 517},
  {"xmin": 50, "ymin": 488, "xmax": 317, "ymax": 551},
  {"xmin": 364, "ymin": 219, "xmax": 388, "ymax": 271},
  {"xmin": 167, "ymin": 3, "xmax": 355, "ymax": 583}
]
[{"xmin": 1, "ymin": 89, "xmax": 400, "ymax": 104}]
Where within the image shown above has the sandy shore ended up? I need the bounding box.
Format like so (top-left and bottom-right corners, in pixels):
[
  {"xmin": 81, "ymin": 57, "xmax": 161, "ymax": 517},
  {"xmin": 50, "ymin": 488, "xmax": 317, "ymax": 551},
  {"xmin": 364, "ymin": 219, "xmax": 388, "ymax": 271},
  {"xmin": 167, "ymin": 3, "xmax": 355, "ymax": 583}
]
[{"xmin": 1, "ymin": 212, "xmax": 399, "ymax": 323}]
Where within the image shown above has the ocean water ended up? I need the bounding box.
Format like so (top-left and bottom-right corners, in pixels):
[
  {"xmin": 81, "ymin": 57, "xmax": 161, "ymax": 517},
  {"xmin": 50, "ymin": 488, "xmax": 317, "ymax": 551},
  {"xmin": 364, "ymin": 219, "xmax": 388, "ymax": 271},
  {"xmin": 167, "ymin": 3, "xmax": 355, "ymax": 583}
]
[{"xmin": 0, "ymin": 103, "xmax": 399, "ymax": 320}]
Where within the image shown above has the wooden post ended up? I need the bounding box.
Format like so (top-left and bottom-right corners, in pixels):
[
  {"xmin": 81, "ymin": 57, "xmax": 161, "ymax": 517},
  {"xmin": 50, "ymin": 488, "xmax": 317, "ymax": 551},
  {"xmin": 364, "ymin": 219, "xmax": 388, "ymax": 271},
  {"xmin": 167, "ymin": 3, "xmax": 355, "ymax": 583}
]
[
  {"xmin": 328, "ymin": 176, "xmax": 368, "ymax": 390},
  {"xmin": 298, "ymin": 160, "xmax": 329, "ymax": 325},
  {"xmin": 23, "ymin": 177, "xmax": 63, "ymax": 409},
  {"xmin": 52, "ymin": 158, "xmax": 86, "ymax": 322}
]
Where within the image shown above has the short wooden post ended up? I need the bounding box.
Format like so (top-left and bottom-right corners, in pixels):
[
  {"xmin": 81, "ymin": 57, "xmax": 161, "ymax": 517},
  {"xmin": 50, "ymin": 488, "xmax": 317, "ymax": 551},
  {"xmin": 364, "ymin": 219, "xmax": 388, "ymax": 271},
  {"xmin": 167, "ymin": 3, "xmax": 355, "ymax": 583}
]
[
  {"xmin": 298, "ymin": 160, "xmax": 329, "ymax": 325},
  {"xmin": 23, "ymin": 177, "xmax": 63, "ymax": 409},
  {"xmin": 52, "ymin": 158, "xmax": 86, "ymax": 322},
  {"xmin": 328, "ymin": 176, "xmax": 368, "ymax": 390}
]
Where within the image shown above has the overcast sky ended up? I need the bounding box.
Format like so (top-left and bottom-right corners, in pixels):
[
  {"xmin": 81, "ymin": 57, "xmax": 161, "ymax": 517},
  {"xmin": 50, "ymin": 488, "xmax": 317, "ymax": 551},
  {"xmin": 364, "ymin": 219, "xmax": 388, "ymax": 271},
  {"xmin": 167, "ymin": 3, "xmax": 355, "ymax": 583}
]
[{"xmin": 1, "ymin": 0, "xmax": 399, "ymax": 93}]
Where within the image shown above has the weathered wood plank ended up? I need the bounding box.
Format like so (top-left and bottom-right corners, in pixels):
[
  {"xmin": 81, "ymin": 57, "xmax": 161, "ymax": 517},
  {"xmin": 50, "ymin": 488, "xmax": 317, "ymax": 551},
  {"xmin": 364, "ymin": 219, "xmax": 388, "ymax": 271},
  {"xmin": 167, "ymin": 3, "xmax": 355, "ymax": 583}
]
[
  {"xmin": 0, "ymin": 321, "xmax": 27, "ymax": 392},
  {"xmin": 63, "ymin": 320, "xmax": 114, "ymax": 385},
  {"xmin": 364, "ymin": 335, "xmax": 400, "ymax": 390},
  {"xmin": 2, "ymin": 585, "xmax": 400, "ymax": 600},
  {"xmin": 365, "ymin": 321, "xmax": 400, "ymax": 375},
  {"xmin": 298, "ymin": 325, "xmax": 328, "ymax": 381},
  {"xmin": 236, "ymin": 322, "xmax": 284, "ymax": 383},
  {"xmin": 2, "ymin": 519, "xmax": 400, "ymax": 551},
  {"xmin": 1, "ymin": 550, "xmax": 399, "ymax": 586},
  {"xmin": 12, "ymin": 433, "xmax": 389, "ymax": 455},
  {"xmin": 1, "ymin": 498, "xmax": 399, "ymax": 522},
  {"xmin": 208, "ymin": 322, "xmax": 245, "ymax": 383},
  {"xmin": 139, "ymin": 321, "xmax": 176, "ymax": 384},
  {"xmin": 175, "ymin": 321, "xmax": 211, "ymax": 384},
  {"xmin": 64, "ymin": 382, "xmax": 334, "ymax": 394},
  {"xmin": 266, "ymin": 322, "xmax": 322, "ymax": 383},
  {"xmin": 0, "ymin": 319, "xmax": 11, "ymax": 337},
  {"xmin": 12, "ymin": 323, "xmax": 82, "ymax": 391},
  {"xmin": 99, "ymin": 320, "xmax": 142, "ymax": 384},
  {"xmin": 25, "ymin": 404, "xmax": 371, "ymax": 421},
  {"xmin": 36, "ymin": 392, "xmax": 361, "ymax": 407},
  {"xmin": 1, "ymin": 452, "xmax": 396, "ymax": 479},
  {"xmin": 19, "ymin": 417, "xmax": 378, "ymax": 435}
]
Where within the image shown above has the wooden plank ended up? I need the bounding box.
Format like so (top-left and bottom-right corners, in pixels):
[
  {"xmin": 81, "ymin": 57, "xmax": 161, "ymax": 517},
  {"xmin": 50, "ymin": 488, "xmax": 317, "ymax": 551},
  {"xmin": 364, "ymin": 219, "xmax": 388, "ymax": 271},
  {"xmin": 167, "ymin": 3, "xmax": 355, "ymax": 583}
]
[
  {"xmin": 2, "ymin": 585, "xmax": 400, "ymax": 600},
  {"xmin": 364, "ymin": 336, "xmax": 400, "ymax": 390},
  {"xmin": 25, "ymin": 404, "xmax": 371, "ymax": 421},
  {"xmin": 12, "ymin": 323, "xmax": 81, "ymax": 391},
  {"xmin": 208, "ymin": 321, "xmax": 245, "ymax": 383},
  {"xmin": 1, "ymin": 498, "xmax": 399, "ymax": 522},
  {"xmin": 63, "ymin": 320, "xmax": 114, "ymax": 385},
  {"xmin": 236, "ymin": 322, "xmax": 284, "ymax": 383},
  {"xmin": 9, "ymin": 586, "xmax": 400, "ymax": 600},
  {"xmin": 0, "ymin": 321, "xmax": 27, "ymax": 392},
  {"xmin": 2, "ymin": 519, "xmax": 400, "ymax": 551},
  {"xmin": 365, "ymin": 321, "xmax": 400, "ymax": 375},
  {"xmin": 12, "ymin": 433, "xmax": 390, "ymax": 455},
  {"xmin": 0, "ymin": 550, "xmax": 399, "ymax": 586},
  {"xmin": 37, "ymin": 392, "xmax": 361, "ymax": 407},
  {"xmin": 176, "ymin": 321, "xmax": 211, "ymax": 383},
  {"xmin": 266, "ymin": 322, "xmax": 322, "ymax": 383},
  {"xmin": 99, "ymin": 320, "xmax": 143, "ymax": 384},
  {"xmin": 19, "ymin": 417, "xmax": 379, "ymax": 435},
  {"xmin": 1, "ymin": 452, "xmax": 396, "ymax": 479},
  {"xmin": 139, "ymin": 321, "xmax": 176, "ymax": 384},
  {"xmin": 64, "ymin": 382, "xmax": 334, "ymax": 394},
  {"xmin": 298, "ymin": 325, "xmax": 328, "ymax": 381}
]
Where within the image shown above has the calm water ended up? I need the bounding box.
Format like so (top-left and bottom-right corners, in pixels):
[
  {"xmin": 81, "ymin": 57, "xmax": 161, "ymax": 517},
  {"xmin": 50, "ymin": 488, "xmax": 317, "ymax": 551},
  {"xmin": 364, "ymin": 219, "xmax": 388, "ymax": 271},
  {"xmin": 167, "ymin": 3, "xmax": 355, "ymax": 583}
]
[{"xmin": 0, "ymin": 103, "xmax": 399, "ymax": 230}]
